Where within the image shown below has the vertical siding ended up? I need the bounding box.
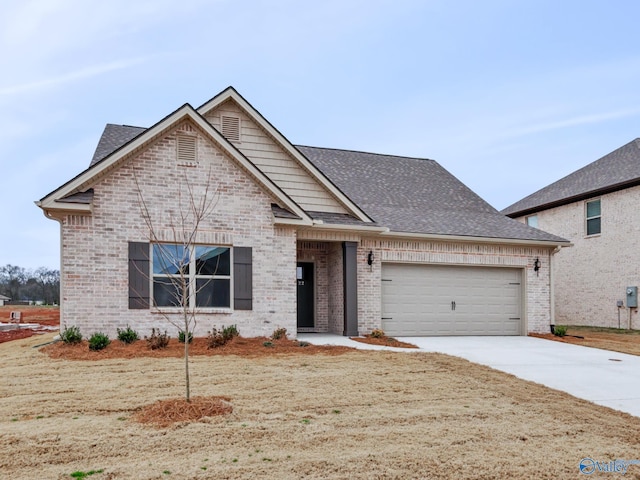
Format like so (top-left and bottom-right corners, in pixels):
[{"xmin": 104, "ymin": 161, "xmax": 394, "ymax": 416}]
[{"xmin": 205, "ymin": 100, "xmax": 348, "ymax": 214}]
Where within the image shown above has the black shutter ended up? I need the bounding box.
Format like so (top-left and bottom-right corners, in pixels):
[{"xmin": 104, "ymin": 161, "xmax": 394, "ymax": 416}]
[
  {"xmin": 233, "ymin": 247, "xmax": 252, "ymax": 310},
  {"xmin": 129, "ymin": 242, "xmax": 150, "ymax": 309}
]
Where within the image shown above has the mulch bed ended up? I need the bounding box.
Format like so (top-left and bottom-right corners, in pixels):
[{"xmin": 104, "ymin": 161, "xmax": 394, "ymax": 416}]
[
  {"xmin": 42, "ymin": 336, "xmax": 356, "ymax": 360},
  {"xmin": 350, "ymin": 335, "xmax": 418, "ymax": 348},
  {"xmin": 133, "ymin": 396, "xmax": 233, "ymax": 428}
]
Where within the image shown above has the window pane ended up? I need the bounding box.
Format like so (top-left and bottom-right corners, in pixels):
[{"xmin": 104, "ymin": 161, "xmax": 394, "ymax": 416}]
[
  {"xmin": 153, "ymin": 277, "xmax": 188, "ymax": 307},
  {"xmin": 195, "ymin": 247, "xmax": 230, "ymax": 276},
  {"xmin": 526, "ymin": 215, "xmax": 538, "ymax": 228},
  {"xmin": 586, "ymin": 200, "xmax": 601, "ymax": 218},
  {"xmin": 587, "ymin": 217, "xmax": 601, "ymax": 235},
  {"xmin": 196, "ymin": 278, "xmax": 230, "ymax": 308},
  {"xmin": 153, "ymin": 244, "xmax": 188, "ymax": 275}
]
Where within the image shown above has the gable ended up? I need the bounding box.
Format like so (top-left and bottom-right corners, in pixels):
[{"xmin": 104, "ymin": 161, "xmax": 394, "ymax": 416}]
[
  {"xmin": 37, "ymin": 104, "xmax": 311, "ymax": 225},
  {"xmin": 204, "ymin": 99, "xmax": 349, "ymax": 215}
]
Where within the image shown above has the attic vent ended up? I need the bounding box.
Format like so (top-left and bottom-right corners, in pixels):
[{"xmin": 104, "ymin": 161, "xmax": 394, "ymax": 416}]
[
  {"xmin": 221, "ymin": 115, "xmax": 241, "ymax": 142},
  {"xmin": 176, "ymin": 134, "xmax": 197, "ymax": 165}
]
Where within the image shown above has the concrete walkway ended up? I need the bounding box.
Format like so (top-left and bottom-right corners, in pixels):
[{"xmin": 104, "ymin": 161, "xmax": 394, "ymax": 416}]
[{"xmin": 297, "ymin": 333, "xmax": 640, "ymax": 418}]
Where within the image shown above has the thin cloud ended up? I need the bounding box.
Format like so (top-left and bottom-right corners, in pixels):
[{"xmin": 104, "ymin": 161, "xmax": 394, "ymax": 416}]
[
  {"xmin": 505, "ymin": 108, "xmax": 640, "ymax": 139},
  {"xmin": 0, "ymin": 57, "xmax": 147, "ymax": 96}
]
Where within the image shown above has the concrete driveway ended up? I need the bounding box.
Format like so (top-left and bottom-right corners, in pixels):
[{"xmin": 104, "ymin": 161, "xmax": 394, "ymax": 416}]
[{"xmin": 298, "ymin": 334, "xmax": 640, "ymax": 418}]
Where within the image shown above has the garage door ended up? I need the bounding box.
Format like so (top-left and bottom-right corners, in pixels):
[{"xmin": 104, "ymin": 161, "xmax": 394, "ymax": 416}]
[{"xmin": 381, "ymin": 264, "xmax": 522, "ymax": 336}]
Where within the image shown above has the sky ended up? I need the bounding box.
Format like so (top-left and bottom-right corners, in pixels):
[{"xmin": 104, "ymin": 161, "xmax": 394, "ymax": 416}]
[{"xmin": 2, "ymin": 0, "xmax": 640, "ymax": 270}]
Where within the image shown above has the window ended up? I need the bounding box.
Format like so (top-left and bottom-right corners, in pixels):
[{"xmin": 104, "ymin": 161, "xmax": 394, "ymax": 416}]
[
  {"xmin": 526, "ymin": 215, "xmax": 538, "ymax": 228},
  {"xmin": 152, "ymin": 244, "xmax": 231, "ymax": 308},
  {"xmin": 586, "ymin": 199, "xmax": 601, "ymax": 236}
]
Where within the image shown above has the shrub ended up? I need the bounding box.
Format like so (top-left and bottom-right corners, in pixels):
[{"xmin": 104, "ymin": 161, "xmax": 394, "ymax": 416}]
[
  {"xmin": 553, "ymin": 325, "xmax": 567, "ymax": 337},
  {"xmin": 146, "ymin": 328, "xmax": 170, "ymax": 350},
  {"xmin": 207, "ymin": 325, "xmax": 240, "ymax": 349},
  {"xmin": 178, "ymin": 330, "xmax": 193, "ymax": 343},
  {"xmin": 117, "ymin": 325, "xmax": 139, "ymax": 344},
  {"xmin": 222, "ymin": 324, "xmax": 239, "ymax": 342},
  {"xmin": 370, "ymin": 328, "xmax": 385, "ymax": 338},
  {"xmin": 263, "ymin": 341, "xmax": 274, "ymax": 348},
  {"xmin": 88, "ymin": 332, "xmax": 110, "ymax": 351},
  {"xmin": 298, "ymin": 341, "xmax": 310, "ymax": 347},
  {"xmin": 271, "ymin": 327, "xmax": 287, "ymax": 340},
  {"xmin": 60, "ymin": 325, "xmax": 82, "ymax": 344}
]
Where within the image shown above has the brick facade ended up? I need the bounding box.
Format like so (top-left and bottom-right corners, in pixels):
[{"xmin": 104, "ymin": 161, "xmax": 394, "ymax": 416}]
[
  {"xmin": 515, "ymin": 186, "xmax": 640, "ymax": 329},
  {"xmin": 61, "ymin": 121, "xmax": 297, "ymax": 339}
]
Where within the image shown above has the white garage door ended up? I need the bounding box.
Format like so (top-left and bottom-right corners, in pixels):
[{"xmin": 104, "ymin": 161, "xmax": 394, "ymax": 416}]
[{"xmin": 381, "ymin": 264, "xmax": 523, "ymax": 336}]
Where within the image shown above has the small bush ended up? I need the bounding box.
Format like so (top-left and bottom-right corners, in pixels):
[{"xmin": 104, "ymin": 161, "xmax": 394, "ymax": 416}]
[
  {"xmin": 117, "ymin": 325, "xmax": 139, "ymax": 344},
  {"xmin": 553, "ymin": 325, "xmax": 568, "ymax": 337},
  {"xmin": 88, "ymin": 332, "xmax": 110, "ymax": 351},
  {"xmin": 222, "ymin": 324, "xmax": 239, "ymax": 341},
  {"xmin": 271, "ymin": 327, "xmax": 287, "ymax": 340},
  {"xmin": 178, "ymin": 330, "xmax": 193, "ymax": 343},
  {"xmin": 206, "ymin": 325, "xmax": 240, "ymax": 349},
  {"xmin": 298, "ymin": 341, "xmax": 310, "ymax": 347},
  {"xmin": 146, "ymin": 328, "xmax": 170, "ymax": 350},
  {"xmin": 61, "ymin": 325, "xmax": 82, "ymax": 344},
  {"xmin": 263, "ymin": 341, "xmax": 274, "ymax": 348},
  {"xmin": 370, "ymin": 328, "xmax": 385, "ymax": 338}
]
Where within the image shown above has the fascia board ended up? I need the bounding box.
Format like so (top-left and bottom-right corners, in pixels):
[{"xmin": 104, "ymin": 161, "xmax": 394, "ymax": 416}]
[{"xmin": 197, "ymin": 88, "xmax": 373, "ymax": 223}]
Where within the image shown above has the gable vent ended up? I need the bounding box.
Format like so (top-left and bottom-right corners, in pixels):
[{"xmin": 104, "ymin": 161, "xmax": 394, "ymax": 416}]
[
  {"xmin": 221, "ymin": 115, "xmax": 241, "ymax": 142},
  {"xmin": 177, "ymin": 134, "xmax": 197, "ymax": 164}
]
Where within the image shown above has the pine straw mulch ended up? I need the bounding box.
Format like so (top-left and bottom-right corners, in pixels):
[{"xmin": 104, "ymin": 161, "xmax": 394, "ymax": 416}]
[
  {"xmin": 133, "ymin": 396, "xmax": 233, "ymax": 428},
  {"xmin": 350, "ymin": 335, "xmax": 418, "ymax": 348},
  {"xmin": 41, "ymin": 335, "xmax": 355, "ymax": 361}
]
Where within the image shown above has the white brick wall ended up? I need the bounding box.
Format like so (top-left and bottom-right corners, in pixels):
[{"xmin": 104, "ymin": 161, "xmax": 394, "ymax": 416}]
[
  {"xmin": 516, "ymin": 186, "xmax": 640, "ymax": 329},
  {"xmin": 61, "ymin": 121, "xmax": 297, "ymax": 339}
]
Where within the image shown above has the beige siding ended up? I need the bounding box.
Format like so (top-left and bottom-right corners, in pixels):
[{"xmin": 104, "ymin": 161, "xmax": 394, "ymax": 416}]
[
  {"xmin": 515, "ymin": 186, "xmax": 640, "ymax": 329},
  {"xmin": 205, "ymin": 100, "xmax": 348, "ymax": 214}
]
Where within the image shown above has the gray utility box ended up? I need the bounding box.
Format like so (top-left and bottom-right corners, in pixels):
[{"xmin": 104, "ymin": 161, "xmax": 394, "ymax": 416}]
[{"xmin": 627, "ymin": 286, "xmax": 638, "ymax": 308}]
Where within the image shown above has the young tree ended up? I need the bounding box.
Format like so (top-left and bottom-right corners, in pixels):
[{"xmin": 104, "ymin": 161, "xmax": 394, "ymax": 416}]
[{"xmin": 134, "ymin": 169, "xmax": 219, "ymax": 402}]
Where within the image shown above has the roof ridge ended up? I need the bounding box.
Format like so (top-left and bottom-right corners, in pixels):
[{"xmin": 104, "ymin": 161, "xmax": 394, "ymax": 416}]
[{"xmin": 296, "ymin": 144, "xmax": 436, "ymax": 162}]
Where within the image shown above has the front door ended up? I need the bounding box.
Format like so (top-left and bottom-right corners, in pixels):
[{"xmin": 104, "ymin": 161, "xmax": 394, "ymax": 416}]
[{"xmin": 297, "ymin": 262, "xmax": 314, "ymax": 328}]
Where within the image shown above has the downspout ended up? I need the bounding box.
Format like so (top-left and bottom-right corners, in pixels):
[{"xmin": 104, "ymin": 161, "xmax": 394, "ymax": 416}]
[{"xmin": 549, "ymin": 246, "xmax": 561, "ymax": 330}]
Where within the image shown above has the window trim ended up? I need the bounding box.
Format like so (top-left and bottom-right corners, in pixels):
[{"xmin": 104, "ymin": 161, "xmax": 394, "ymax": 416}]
[
  {"xmin": 151, "ymin": 243, "xmax": 233, "ymax": 311},
  {"xmin": 585, "ymin": 198, "xmax": 601, "ymax": 237}
]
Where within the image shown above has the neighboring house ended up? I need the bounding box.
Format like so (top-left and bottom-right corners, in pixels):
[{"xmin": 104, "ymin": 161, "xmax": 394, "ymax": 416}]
[
  {"xmin": 37, "ymin": 87, "xmax": 567, "ymax": 339},
  {"xmin": 502, "ymin": 138, "xmax": 640, "ymax": 329},
  {"xmin": 0, "ymin": 294, "xmax": 9, "ymax": 306}
]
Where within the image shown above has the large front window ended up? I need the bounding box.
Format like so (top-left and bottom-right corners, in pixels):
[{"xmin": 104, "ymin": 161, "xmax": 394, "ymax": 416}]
[{"xmin": 152, "ymin": 244, "xmax": 231, "ymax": 308}]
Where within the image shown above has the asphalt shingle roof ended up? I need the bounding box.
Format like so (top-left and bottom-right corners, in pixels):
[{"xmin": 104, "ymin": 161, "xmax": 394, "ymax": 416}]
[
  {"xmin": 502, "ymin": 138, "xmax": 640, "ymax": 217},
  {"xmin": 80, "ymin": 124, "xmax": 566, "ymax": 243},
  {"xmin": 297, "ymin": 146, "xmax": 566, "ymax": 242}
]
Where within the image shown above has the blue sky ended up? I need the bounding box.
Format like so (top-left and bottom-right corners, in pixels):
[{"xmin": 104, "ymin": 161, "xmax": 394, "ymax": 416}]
[{"xmin": 2, "ymin": 0, "xmax": 640, "ymax": 269}]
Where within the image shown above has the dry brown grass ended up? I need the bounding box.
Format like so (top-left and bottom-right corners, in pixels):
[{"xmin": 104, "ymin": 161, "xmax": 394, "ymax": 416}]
[{"xmin": 2, "ymin": 333, "xmax": 640, "ymax": 479}]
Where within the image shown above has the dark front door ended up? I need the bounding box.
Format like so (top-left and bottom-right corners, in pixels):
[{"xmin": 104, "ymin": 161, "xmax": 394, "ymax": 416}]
[{"xmin": 297, "ymin": 262, "xmax": 314, "ymax": 328}]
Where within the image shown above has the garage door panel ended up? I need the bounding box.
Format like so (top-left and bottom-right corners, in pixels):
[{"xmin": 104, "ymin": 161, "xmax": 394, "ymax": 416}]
[{"xmin": 381, "ymin": 264, "xmax": 522, "ymax": 336}]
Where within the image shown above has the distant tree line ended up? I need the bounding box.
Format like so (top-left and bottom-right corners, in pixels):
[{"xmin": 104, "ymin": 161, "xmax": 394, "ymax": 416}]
[{"xmin": 0, "ymin": 264, "xmax": 60, "ymax": 305}]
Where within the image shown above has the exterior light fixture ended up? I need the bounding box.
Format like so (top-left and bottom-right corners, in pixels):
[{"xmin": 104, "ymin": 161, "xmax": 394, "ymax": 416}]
[
  {"xmin": 533, "ymin": 257, "xmax": 541, "ymax": 276},
  {"xmin": 367, "ymin": 251, "xmax": 374, "ymax": 266}
]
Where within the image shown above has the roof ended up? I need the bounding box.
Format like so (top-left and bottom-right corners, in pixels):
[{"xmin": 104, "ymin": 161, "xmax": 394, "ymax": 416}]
[
  {"xmin": 502, "ymin": 138, "xmax": 640, "ymax": 217},
  {"xmin": 45, "ymin": 93, "xmax": 567, "ymax": 245},
  {"xmin": 297, "ymin": 146, "xmax": 566, "ymax": 242},
  {"xmin": 91, "ymin": 124, "xmax": 146, "ymax": 166},
  {"xmin": 0, "ymin": 294, "xmax": 10, "ymax": 301}
]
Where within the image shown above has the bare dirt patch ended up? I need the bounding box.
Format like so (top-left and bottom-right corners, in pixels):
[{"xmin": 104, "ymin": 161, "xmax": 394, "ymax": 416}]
[
  {"xmin": 530, "ymin": 325, "xmax": 640, "ymax": 356},
  {"xmin": 0, "ymin": 306, "xmax": 59, "ymax": 344},
  {"xmin": 3, "ymin": 333, "xmax": 640, "ymax": 479}
]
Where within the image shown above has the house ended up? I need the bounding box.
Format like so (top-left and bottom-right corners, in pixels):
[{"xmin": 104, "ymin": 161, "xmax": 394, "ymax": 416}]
[
  {"xmin": 502, "ymin": 138, "xmax": 640, "ymax": 329},
  {"xmin": 37, "ymin": 87, "xmax": 568, "ymax": 339},
  {"xmin": 0, "ymin": 294, "xmax": 9, "ymax": 306}
]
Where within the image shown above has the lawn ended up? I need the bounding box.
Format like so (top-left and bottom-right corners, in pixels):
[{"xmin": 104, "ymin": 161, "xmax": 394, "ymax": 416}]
[{"xmin": 2, "ymin": 334, "xmax": 640, "ymax": 479}]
